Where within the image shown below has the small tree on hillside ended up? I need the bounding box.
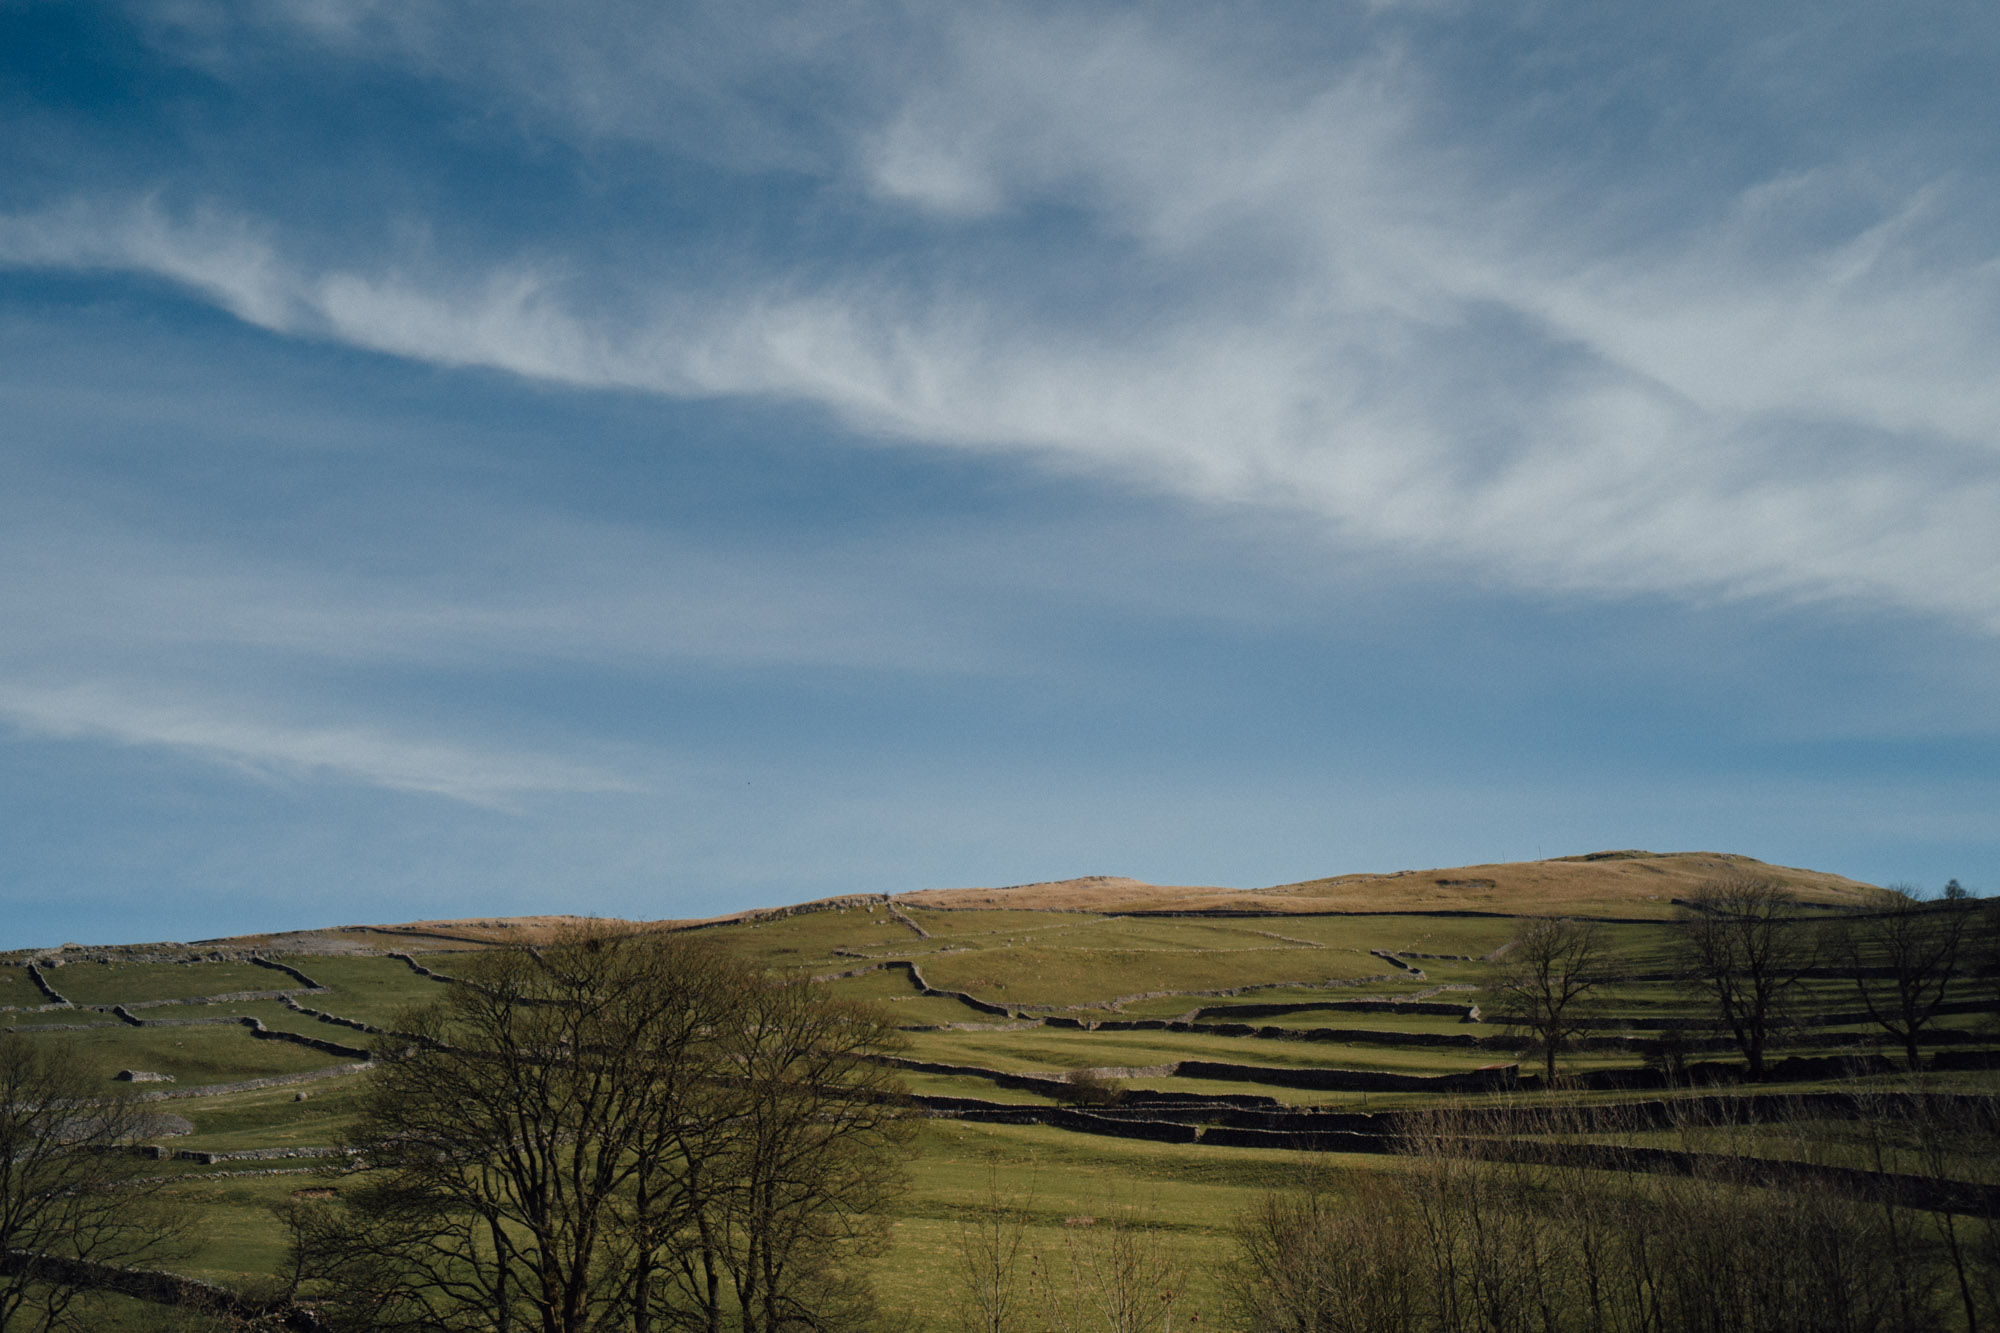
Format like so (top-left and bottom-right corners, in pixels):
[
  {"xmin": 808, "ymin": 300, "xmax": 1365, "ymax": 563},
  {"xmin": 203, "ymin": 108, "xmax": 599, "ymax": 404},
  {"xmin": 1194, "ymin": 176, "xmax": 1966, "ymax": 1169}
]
[
  {"xmin": 1479, "ymin": 917, "xmax": 1609, "ymax": 1083},
  {"xmin": 1058, "ymin": 1068, "xmax": 1126, "ymax": 1108},
  {"xmin": 1833, "ymin": 886, "xmax": 1974, "ymax": 1069},
  {"xmin": 951, "ymin": 1162, "xmax": 1036, "ymax": 1333},
  {"xmin": 1674, "ymin": 875, "xmax": 1818, "ymax": 1079}
]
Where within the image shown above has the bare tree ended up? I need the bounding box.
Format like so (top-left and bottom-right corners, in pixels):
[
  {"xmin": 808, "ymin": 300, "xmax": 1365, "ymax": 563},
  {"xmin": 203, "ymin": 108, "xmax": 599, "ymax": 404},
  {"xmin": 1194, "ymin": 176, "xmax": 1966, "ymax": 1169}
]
[
  {"xmin": 292, "ymin": 927, "xmax": 906, "ymax": 1333},
  {"xmin": 1674, "ymin": 875, "xmax": 1819, "ymax": 1079},
  {"xmin": 1238, "ymin": 1097, "xmax": 1952, "ymax": 1333},
  {"xmin": 1, "ymin": 1032, "xmax": 188, "ymax": 1333},
  {"xmin": 951, "ymin": 1163, "xmax": 1034, "ymax": 1333},
  {"xmin": 1056, "ymin": 1069, "xmax": 1125, "ymax": 1108},
  {"xmin": 1027, "ymin": 1201, "xmax": 1183, "ymax": 1333},
  {"xmin": 1834, "ymin": 887, "xmax": 1974, "ymax": 1069},
  {"xmin": 300, "ymin": 930, "xmax": 690, "ymax": 1332},
  {"xmin": 1230, "ymin": 1162, "xmax": 1416, "ymax": 1333},
  {"xmin": 699, "ymin": 972, "xmax": 908, "ymax": 1333},
  {"xmin": 1479, "ymin": 916, "xmax": 1609, "ymax": 1083}
]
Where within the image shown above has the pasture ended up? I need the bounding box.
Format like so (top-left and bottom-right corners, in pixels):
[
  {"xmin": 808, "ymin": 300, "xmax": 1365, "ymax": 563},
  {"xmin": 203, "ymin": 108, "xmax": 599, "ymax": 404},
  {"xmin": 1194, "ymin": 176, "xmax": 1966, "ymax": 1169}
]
[{"xmin": 5, "ymin": 851, "xmax": 1996, "ymax": 1329}]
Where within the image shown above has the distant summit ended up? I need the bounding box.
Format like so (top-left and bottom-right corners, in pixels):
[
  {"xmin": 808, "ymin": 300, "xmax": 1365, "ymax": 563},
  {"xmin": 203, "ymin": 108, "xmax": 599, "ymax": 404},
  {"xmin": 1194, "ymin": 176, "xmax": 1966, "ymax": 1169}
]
[
  {"xmin": 890, "ymin": 851, "xmax": 1876, "ymax": 919},
  {"xmin": 34, "ymin": 851, "xmax": 1878, "ymax": 960}
]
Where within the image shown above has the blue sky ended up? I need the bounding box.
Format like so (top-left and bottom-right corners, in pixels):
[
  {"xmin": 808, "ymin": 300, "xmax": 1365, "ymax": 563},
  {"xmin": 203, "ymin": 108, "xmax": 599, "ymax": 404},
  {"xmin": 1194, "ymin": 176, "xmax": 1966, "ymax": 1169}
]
[{"xmin": 3, "ymin": 1, "xmax": 1998, "ymax": 946}]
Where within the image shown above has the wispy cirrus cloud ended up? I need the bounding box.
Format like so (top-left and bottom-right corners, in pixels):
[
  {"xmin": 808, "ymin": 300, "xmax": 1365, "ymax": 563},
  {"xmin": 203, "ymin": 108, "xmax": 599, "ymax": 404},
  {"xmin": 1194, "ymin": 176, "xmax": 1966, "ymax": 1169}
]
[
  {"xmin": 7, "ymin": 1, "xmax": 1998, "ymax": 635},
  {"xmin": 0, "ymin": 680, "xmax": 640, "ymax": 806}
]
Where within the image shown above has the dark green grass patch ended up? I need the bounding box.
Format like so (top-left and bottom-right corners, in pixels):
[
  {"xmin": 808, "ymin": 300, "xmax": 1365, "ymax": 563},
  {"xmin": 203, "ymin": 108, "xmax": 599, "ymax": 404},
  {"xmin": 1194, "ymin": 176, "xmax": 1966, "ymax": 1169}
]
[
  {"xmin": 2, "ymin": 1010, "xmax": 125, "ymax": 1030},
  {"xmin": 898, "ymin": 908, "xmax": 1103, "ymax": 939},
  {"xmin": 270, "ymin": 953, "xmax": 447, "ymax": 1024},
  {"xmin": 14, "ymin": 1022, "xmax": 354, "ymax": 1085},
  {"xmin": 895, "ymin": 1070, "xmax": 1062, "ymax": 1103},
  {"xmin": 902, "ymin": 1026, "xmax": 1497, "ymax": 1076},
  {"xmin": 700, "ymin": 909, "xmax": 925, "ymax": 967},
  {"xmin": 160, "ymin": 1174, "xmax": 327, "ymax": 1290},
  {"xmin": 876, "ymin": 994, "xmax": 1022, "ymax": 1027},
  {"xmin": 824, "ymin": 967, "xmax": 929, "ymax": 1002},
  {"xmin": 1049, "ymin": 917, "xmax": 1328, "ymax": 952},
  {"xmin": 42, "ymin": 961, "xmax": 289, "ymax": 1007},
  {"xmin": 169, "ymin": 1075, "xmax": 372, "ymax": 1153},
  {"xmin": 1108, "ymin": 976, "xmax": 1452, "ymax": 1019},
  {"xmin": 1207, "ymin": 1010, "xmax": 1486, "ymax": 1037},
  {"xmin": 0, "ymin": 966, "xmax": 49, "ymax": 1008},
  {"xmin": 1243, "ymin": 913, "xmax": 1527, "ymax": 956},
  {"xmin": 916, "ymin": 943, "xmax": 1387, "ymax": 1007}
]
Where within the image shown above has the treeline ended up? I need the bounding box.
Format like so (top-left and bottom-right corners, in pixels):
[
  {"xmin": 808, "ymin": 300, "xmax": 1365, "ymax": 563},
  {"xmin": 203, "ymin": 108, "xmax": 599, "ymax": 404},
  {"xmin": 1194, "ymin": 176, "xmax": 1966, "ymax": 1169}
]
[
  {"xmin": 1232, "ymin": 1093, "xmax": 2000, "ymax": 1333},
  {"xmin": 282, "ymin": 930, "xmax": 907, "ymax": 1333},
  {"xmin": 1482, "ymin": 874, "xmax": 1994, "ymax": 1082},
  {"xmin": 2, "ymin": 928, "xmax": 908, "ymax": 1333}
]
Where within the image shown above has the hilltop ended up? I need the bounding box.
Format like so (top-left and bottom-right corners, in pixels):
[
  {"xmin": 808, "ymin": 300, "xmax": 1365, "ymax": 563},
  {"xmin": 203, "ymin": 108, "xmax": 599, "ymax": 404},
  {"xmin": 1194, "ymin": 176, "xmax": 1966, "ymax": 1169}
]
[
  {"xmin": 4, "ymin": 850, "xmax": 1877, "ymax": 961},
  {"xmin": 380, "ymin": 851, "xmax": 1876, "ymax": 937}
]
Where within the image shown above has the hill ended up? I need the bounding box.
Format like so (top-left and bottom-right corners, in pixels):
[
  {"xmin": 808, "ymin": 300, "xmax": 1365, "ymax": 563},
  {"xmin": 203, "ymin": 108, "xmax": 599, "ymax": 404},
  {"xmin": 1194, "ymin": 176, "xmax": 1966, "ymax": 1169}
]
[
  {"xmin": 893, "ymin": 851, "xmax": 1876, "ymax": 917},
  {"xmin": 173, "ymin": 850, "xmax": 1890, "ymax": 953},
  {"xmin": 12, "ymin": 848, "xmax": 1993, "ymax": 1333}
]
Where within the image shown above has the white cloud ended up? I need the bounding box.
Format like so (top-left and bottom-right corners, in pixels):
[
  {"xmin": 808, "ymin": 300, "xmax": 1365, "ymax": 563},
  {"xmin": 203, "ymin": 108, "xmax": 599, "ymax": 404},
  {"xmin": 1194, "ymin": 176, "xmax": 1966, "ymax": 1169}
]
[
  {"xmin": 9, "ymin": 3, "xmax": 1999, "ymax": 633},
  {"xmin": 0, "ymin": 198, "xmax": 300, "ymax": 329},
  {"xmin": 0, "ymin": 680, "xmax": 639, "ymax": 806}
]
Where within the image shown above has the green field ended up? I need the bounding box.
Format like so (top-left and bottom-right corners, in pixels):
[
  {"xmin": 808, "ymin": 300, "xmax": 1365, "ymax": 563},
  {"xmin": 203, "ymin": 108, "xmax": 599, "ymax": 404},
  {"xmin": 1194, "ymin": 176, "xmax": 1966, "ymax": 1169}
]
[
  {"xmin": 26, "ymin": 1023, "xmax": 354, "ymax": 1085},
  {"xmin": 0, "ymin": 965, "xmax": 50, "ymax": 1008},
  {"xmin": 42, "ymin": 960, "xmax": 294, "ymax": 1006},
  {"xmin": 11, "ymin": 886, "xmax": 2000, "ymax": 1330}
]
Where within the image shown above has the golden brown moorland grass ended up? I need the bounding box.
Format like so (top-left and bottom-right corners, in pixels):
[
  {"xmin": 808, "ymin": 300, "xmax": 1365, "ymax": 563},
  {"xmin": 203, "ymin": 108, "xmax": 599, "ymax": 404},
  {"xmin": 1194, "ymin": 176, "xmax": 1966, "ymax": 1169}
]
[{"xmin": 891, "ymin": 851, "xmax": 1877, "ymax": 918}]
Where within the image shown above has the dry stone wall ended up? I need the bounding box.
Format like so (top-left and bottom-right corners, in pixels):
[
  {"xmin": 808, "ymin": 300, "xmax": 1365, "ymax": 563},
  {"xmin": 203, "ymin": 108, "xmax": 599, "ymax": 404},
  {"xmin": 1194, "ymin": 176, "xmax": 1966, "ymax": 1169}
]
[
  {"xmin": 24, "ymin": 962, "xmax": 67, "ymax": 1005},
  {"xmin": 0, "ymin": 1249, "xmax": 328, "ymax": 1331},
  {"xmin": 136, "ymin": 1061, "xmax": 371, "ymax": 1102}
]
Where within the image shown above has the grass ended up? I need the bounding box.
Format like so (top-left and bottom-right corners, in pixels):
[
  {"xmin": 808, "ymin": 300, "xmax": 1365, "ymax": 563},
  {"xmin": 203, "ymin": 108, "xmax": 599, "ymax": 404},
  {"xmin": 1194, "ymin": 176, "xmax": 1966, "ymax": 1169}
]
[
  {"xmin": 167, "ymin": 1076, "xmax": 372, "ymax": 1152},
  {"xmin": 875, "ymin": 995, "xmax": 1024, "ymax": 1027},
  {"xmin": 898, "ymin": 908, "xmax": 1104, "ymax": 939},
  {"xmin": 1209, "ymin": 1010, "xmax": 1488, "ymax": 1036},
  {"xmin": 2, "ymin": 1011, "xmax": 128, "ymax": 1030},
  {"xmin": 19, "ymin": 895, "xmax": 2000, "ymax": 1329},
  {"xmin": 160, "ymin": 1173, "xmax": 326, "ymax": 1289},
  {"xmin": 38, "ymin": 961, "xmax": 293, "ymax": 1007},
  {"xmin": 824, "ymin": 966, "xmax": 929, "ymax": 1002},
  {"xmin": 0, "ymin": 966, "xmax": 50, "ymax": 1008},
  {"xmin": 1110, "ymin": 979, "xmax": 1453, "ymax": 1019},
  {"xmin": 12, "ymin": 1022, "xmax": 354, "ymax": 1086},
  {"xmin": 864, "ymin": 1119, "xmax": 1344, "ymax": 1327},
  {"xmin": 915, "ymin": 943, "xmax": 1389, "ymax": 1007},
  {"xmin": 896, "ymin": 1070, "xmax": 1063, "ymax": 1103},
  {"xmin": 269, "ymin": 953, "xmax": 448, "ymax": 1025},
  {"xmin": 1238, "ymin": 913, "xmax": 1525, "ymax": 956},
  {"xmin": 701, "ymin": 910, "xmax": 926, "ymax": 968},
  {"xmin": 900, "ymin": 1027, "xmax": 1498, "ymax": 1076}
]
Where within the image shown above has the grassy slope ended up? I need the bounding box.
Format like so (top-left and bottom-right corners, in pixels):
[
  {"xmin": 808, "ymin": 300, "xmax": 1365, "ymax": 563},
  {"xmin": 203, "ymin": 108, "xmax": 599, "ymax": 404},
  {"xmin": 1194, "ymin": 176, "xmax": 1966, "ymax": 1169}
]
[
  {"xmin": 17, "ymin": 1024, "xmax": 350, "ymax": 1084},
  {"xmin": 29, "ymin": 849, "xmax": 1995, "ymax": 1331},
  {"xmin": 0, "ymin": 966, "xmax": 50, "ymax": 1008},
  {"xmin": 41, "ymin": 961, "xmax": 288, "ymax": 1006},
  {"xmin": 896, "ymin": 850, "xmax": 1878, "ymax": 917}
]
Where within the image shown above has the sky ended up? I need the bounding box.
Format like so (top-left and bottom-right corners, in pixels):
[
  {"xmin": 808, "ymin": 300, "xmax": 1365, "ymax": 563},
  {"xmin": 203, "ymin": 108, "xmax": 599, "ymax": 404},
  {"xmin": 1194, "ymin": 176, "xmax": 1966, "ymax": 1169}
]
[{"xmin": 3, "ymin": 1, "xmax": 1998, "ymax": 947}]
